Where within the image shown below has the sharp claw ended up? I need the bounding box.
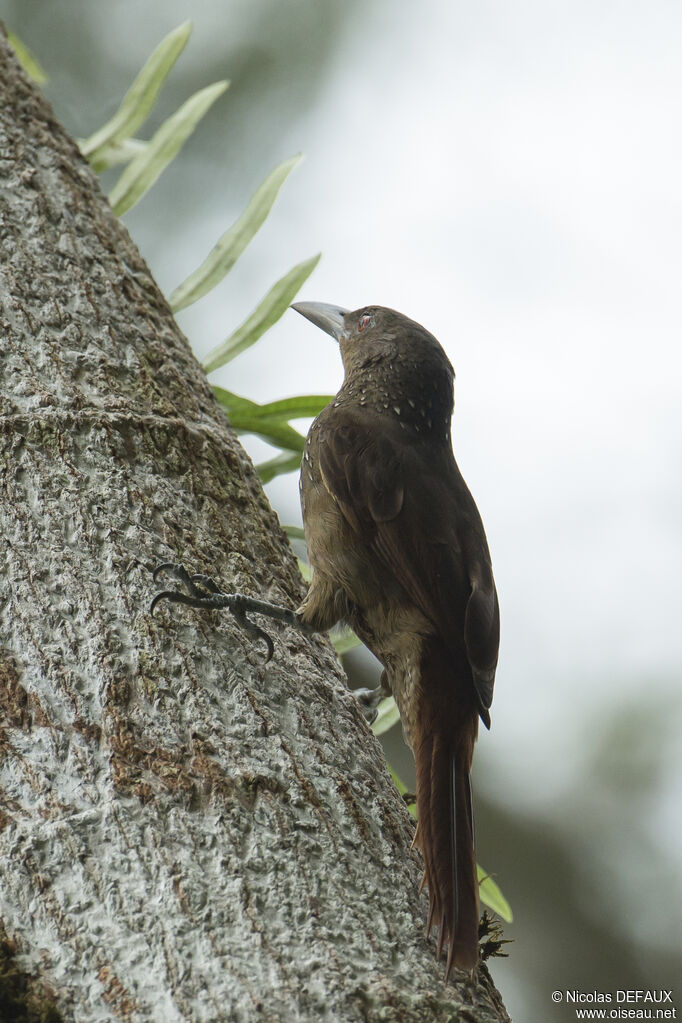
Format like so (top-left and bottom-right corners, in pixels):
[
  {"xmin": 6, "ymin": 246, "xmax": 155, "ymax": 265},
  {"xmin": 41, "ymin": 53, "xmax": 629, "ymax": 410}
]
[
  {"xmin": 231, "ymin": 605, "xmax": 275, "ymax": 663},
  {"xmin": 260, "ymin": 630, "xmax": 275, "ymax": 663},
  {"xmin": 190, "ymin": 573, "xmax": 220, "ymax": 594},
  {"xmin": 354, "ymin": 686, "xmax": 383, "ymax": 724},
  {"xmin": 150, "ymin": 588, "xmax": 209, "ymax": 613},
  {"xmin": 150, "ymin": 563, "xmax": 290, "ymax": 663},
  {"xmin": 152, "ymin": 561, "xmax": 182, "ymax": 584}
]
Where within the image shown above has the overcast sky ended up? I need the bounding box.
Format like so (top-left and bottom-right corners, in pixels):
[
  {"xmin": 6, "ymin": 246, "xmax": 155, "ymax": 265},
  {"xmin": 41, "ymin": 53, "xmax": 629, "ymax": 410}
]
[{"xmin": 169, "ymin": 0, "xmax": 682, "ymax": 787}]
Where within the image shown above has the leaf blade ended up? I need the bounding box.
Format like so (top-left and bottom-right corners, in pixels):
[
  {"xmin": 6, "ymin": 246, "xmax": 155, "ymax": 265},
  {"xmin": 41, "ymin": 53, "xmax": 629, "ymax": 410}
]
[
  {"xmin": 230, "ymin": 415, "xmax": 306, "ymax": 453},
  {"xmin": 256, "ymin": 451, "xmax": 302, "ymax": 483},
  {"xmin": 109, "ymin": 80, "xmax": 229, "ymax": 216},
  {"xmin": 386, "ymin": 764, "xmax": 417, "ymax": 819},
  {"xmin": 203, "ymin": 254, "xmax": 320, "ymax": 373},
  {"xmin": 7, "ymin": 31, "xmax": 48, "ymax": 84},
  {"xmin": 477, "ymin": 866, "xmax": 513, "ymax": 922},
  {"xmin": 170, "ymin": 155, "xmax": 303, "ymax": 312},
  {"xmin": 249, "ymin": 394, "xmax": 333, "ymax": 421},
  {"xmin": 371, "ymin": 698, "xmax": 401, "ymax": 736},
  {"xmin": 213, "ymin": 388, "xmax": 332, "ymax": 423},
  {"xmin": 283, "ymin": 525, "xmax": 306, "ymax": 541},
  {"xmin": 81, "ymin": 21, "xmax": 193, "ymax": 161},
  {"xmin": 88, "ymin": 139, "xmax": 148, "ymax": 174},
  {"xmin": 330, "ymin": 628, "xmax": 362, "ymax": 655}
]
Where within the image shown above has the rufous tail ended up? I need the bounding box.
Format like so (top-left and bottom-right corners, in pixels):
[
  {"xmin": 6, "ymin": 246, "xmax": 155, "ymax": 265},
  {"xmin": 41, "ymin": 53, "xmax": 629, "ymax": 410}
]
[{"xmin": 415, "ymin": 667, "xmax": 479, "ymax": 977}]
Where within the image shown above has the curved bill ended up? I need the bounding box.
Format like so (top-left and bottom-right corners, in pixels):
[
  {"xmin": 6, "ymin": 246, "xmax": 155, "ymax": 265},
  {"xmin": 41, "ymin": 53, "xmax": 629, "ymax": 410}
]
[{"xmin": 291, "ymin": 301, "xmax": 348, "ymax": 342}]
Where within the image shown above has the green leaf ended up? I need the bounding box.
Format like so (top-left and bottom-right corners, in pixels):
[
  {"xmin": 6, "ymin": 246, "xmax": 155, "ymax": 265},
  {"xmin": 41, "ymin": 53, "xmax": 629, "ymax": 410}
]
[
  {"xmin": 230, "ymin": 415, "xmax": 306, "ymax": 453},
  {"xmin": 387, "ymin": 764, "xmax": 417, "ymax": 818},
  {"xmin": 246, "ymin": 394, "xmax": 332, "ymax": 421},
  {"xmin": 330, "ymin": 628, "xmax": 362, "ymax": 655},
  {"xmin": 256, "ymin": 451, "xmax": 302, "ymax": 483},
  {"xmin": 297, "ymin": 559, "xmax": 312, "ymax": 582},
  {"xmin": 214, "ymin": 388, "xmax": 332, "ymax": 425},
  {"xmin": 213, "ymin": 388, "xmax": 332, "ymax": 423},
  {"xmin": 81, "ymin": 21, "xmax": 192, "ymax": 162},
  {"xmin": 283, "ymin": 525, "xmax": 306, "ymax": 541},
  {"xmin": 371, "ymin": 697, "xmax": 401, "ymax": 736},
  {"xmin": 203, "ymin": 254, "xmax": 321, "ymax": 373},
  {"xmin": 88, "ymin": 139, "xmax": 148, "ymax": 174},
  {"xmin": 477, "ymin": 866, "xmax": 513, "ymax": 922},
  {"xmin": 212, "ymin": 387, "xmax": 260, "ymax": 416},
  {"xmin": 8, "ymin": 31, "xmax": 48, "ymax": 85},
  {"xmin": 170, "ymin": 155, "xmax": 304, "ymax": 312},
  {"xmin": 213, "ymin": 389, "xmax": 308, "ymax": 451},
  {"xmin": 109, "ymin": 80, "xmax": 228, "ymax": 216}
]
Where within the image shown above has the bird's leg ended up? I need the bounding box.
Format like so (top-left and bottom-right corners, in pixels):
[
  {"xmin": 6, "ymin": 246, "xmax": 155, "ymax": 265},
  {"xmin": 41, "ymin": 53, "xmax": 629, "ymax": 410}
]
[
  {"xmin": 150, "ymin": 562, "xmax": 308, "ymax": 662},
  {"xmin": 353, "ymin": 668, "xmax": 392, "ymax": 724},
  {"xmin": 152, "ymin": 564, "xmax": 386, "ymax": 730}
]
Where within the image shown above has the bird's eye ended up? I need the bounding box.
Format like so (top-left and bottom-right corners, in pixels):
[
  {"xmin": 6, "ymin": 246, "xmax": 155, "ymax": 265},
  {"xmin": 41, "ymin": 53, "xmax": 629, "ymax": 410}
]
[{"xmin": 358, "ymin": 314, "xmax": 371, "ymax": 332}]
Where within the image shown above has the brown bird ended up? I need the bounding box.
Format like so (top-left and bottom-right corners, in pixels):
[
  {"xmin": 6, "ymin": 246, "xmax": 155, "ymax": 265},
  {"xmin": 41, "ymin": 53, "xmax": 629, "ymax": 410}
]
[
  {"xmin": 152, "ymin": 302, "xmax": 499, "ymax": 978},
  {"xmin": 292, "ymin": 302, "xmax": 499, "ymax": 976}
]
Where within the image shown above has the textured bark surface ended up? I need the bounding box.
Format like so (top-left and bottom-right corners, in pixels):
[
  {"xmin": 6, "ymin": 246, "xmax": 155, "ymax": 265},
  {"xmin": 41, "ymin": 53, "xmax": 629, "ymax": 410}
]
[{"xmin": 0, "ymin": 31, "xmax": 510, "ymax": 1023}]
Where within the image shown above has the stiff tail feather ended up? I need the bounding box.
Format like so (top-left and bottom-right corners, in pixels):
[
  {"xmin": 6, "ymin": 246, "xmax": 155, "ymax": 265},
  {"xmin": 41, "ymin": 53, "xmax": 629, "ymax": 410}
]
[{"xmin": 415, "ymin": 721, "xmax": 479, "ymax": 978}]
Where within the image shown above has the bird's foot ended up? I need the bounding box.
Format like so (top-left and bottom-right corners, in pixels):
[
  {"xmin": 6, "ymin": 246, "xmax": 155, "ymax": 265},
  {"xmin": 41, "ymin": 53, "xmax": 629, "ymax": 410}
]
[
  {"xmin": 150, "ymin": 562, "xmax": 303, "ymax": 663},
  {"xmin": 353, "ymin": 686, "xmax": 385, "ymax": 725}
]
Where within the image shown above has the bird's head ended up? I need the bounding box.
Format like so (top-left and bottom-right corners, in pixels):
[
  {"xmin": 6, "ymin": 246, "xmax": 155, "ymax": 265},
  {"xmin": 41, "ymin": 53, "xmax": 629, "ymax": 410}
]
[{"xmin": 291, "ymin": 302, "xmax": 451, "ymax": 384}]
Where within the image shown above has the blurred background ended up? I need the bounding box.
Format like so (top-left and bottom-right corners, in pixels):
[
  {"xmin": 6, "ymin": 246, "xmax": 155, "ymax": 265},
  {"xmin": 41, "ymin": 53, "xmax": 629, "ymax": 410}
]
[{"xmin": 7, "ymin": 1, "xmax": 681, "ymax": 1017}]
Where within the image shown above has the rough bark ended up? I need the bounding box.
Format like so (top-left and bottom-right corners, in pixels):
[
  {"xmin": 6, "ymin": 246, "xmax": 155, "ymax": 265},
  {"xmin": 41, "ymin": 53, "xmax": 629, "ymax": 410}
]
[{"xmin": 0, "ymin": 30, "xmax": 510, "ymax": 1023}]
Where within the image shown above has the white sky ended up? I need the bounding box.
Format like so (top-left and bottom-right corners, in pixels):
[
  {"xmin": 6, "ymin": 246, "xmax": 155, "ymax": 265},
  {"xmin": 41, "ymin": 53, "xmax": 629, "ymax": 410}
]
[{"xmin": 177, "ymin": 0, "xmax": 682, "ymax": 799}]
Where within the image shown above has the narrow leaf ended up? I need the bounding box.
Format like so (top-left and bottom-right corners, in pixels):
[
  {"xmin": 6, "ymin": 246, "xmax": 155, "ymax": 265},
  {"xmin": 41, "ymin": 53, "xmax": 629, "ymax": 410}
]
[
  {"xmin": 214, "ymin": 387, "xmax": 332, "ymax": 423},
  {"xmin": 170, "ymin": 155, "xmax": 303, "ymax": 311},
  {"xmin": 477, "ymin": 866, "xmax": 513, "ymax": 922},
  {"xmin": 109, "ymin": 80, "xmax": 228, "ymax": 216},
  {"xmin": 330, "ymin": 628, "xmax": 362, "ymax": 655},
  {"xmin": 371, "ymin": 697, "xmax": 401, "ymax": 736},
  {"xmin": 297, "ymin": 559, "xmax": 312, "ymax": 582},
  {"xmin": 81, "ymin": 21, "xmax": 192, "ymax": 161},
  {"xmin": 248, "ymin": 394, "xmax": 332, "ymax": 421},
  {"xmin": 387, "ymin": 765, "xmax": 417, "ymax": 818},
  {"xmin": 283, "ymin": 525, "xmax": 306, "ymax": 541},
  {"xmin": 8, "ymin": 31, "xmax": 48, "ymax": 84},
  {"xmin": 214, "ymin": 389, "xmax": 306, "ymax": 450},
  {"xmin": 230, "ymin": 415, "xmax": 306, "ymax": 453},
  {"xmin": 256, "ymin": 451, "xmax": 302, "ymax": 484},
  {"xmin": 88, "ymin": 139, "xmax": 148, "ymax": 174},
  {"xmin": 203, "ymin": 254, "xmax": 320, "ymax": 373},
  {"xmin": 213, "ymin": 387, "xmax": 260, "ymax": 416}
]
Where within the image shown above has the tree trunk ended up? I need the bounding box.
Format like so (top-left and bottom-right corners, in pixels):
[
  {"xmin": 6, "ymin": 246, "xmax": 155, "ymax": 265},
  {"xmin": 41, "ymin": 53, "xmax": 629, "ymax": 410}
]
[{"xmin": 0, "ymin": 30, "xmax": 510, "ymax": 1023}]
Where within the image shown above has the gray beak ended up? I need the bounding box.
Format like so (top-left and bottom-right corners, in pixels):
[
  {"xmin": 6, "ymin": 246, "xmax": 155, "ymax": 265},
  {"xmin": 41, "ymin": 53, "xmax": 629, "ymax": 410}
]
[{"xmin": 291, "ymin": 302, "xmax": 348, "ymax": 342}]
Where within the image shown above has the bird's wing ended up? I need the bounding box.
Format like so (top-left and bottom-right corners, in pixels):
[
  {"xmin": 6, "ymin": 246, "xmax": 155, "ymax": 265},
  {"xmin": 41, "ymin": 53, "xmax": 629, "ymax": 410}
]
[{"xmin": 317, "ymin": 409, "xmax": 498, "ymax": 714}]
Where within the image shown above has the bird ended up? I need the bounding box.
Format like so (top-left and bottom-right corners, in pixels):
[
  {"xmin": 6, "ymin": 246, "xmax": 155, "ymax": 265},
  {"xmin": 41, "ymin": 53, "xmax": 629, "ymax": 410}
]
[
  {"xmin": 152, "ymin": 301, "xmax": 499, "ymax": 979},
  {"xmin": 292, "ymin": 302, "xmax": 499, "ymax": 976}
]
